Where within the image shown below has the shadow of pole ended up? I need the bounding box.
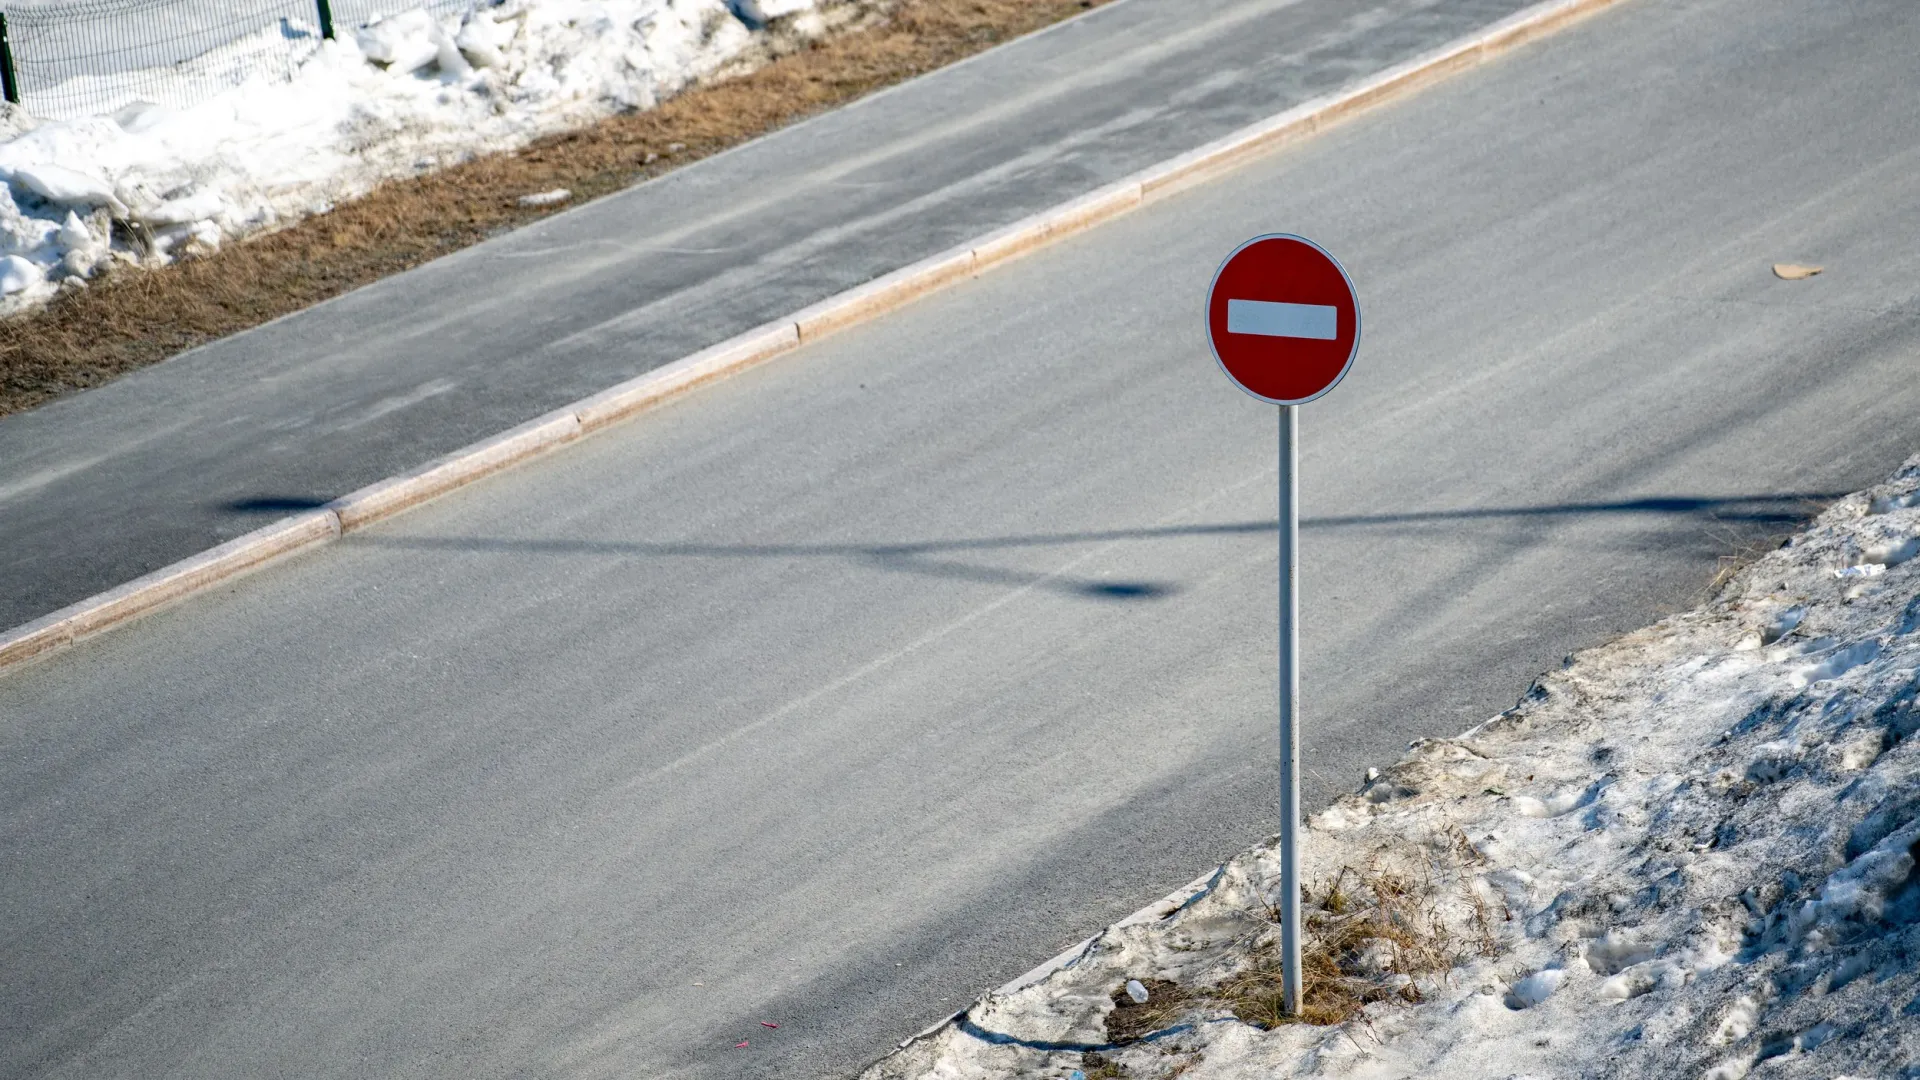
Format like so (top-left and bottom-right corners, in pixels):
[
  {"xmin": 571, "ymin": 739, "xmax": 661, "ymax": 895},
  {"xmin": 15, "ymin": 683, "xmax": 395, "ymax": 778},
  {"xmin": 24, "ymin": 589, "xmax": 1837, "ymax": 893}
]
[{"xmin": 303, "ymin": 489, "xmax": 1840, "ymax": 603}]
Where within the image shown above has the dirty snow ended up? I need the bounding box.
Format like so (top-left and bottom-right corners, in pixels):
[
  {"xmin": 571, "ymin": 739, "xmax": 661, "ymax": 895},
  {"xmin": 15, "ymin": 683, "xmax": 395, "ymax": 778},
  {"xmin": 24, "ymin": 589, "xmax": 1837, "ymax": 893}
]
[
  {"xmin": 0, "ymin": 0, "xmax": 836, "ymax": 313},
  {"xmin": 866, "ymin": 453, "xmax": 1920, "ymax": 1080}
]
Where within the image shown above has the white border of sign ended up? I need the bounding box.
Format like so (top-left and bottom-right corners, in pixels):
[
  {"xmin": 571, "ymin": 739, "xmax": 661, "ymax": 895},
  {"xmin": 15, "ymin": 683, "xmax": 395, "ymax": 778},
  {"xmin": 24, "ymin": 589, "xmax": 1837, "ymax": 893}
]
[{"xmin": 1204, "ymin": 232, "xmax": 1362, "ymax": 406}]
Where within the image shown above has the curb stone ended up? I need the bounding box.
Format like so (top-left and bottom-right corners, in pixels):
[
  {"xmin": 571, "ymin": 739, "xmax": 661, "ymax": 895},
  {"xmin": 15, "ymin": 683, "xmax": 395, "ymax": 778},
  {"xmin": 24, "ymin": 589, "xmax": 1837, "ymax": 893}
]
[
  {"xmin": 0, "ymin": 510, "xmax": 341, "ymax": 667},
  {"xmin": 0, "ymin": 0, "xmax": 1628, "ymax": 675}
]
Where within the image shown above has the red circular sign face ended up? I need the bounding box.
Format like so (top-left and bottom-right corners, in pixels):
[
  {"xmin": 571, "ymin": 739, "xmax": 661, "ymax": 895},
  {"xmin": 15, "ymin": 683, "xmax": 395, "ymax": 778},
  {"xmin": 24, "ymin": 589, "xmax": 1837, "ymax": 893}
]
[{"xmin": 1206, "ymin": 234, "xmax": 1360, "ymax": 405}]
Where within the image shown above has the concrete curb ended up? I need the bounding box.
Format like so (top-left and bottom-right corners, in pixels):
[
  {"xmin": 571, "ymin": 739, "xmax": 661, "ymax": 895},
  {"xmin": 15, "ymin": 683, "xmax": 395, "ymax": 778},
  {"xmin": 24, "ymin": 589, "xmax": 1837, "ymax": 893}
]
[
  {"xmin": 0, "ymin": 510, "xmax": 341, "ymax": 668},
  {"xmin": 330, "ymin": 409, "xmax": 584, "ymax": 532},
  {"xmin": 0, "ymin": 0, "xmax": 1626, "ymax": 676},
  {"xmin": 574, "ymin": 321, "xmax": 801, "ymax": 433}
]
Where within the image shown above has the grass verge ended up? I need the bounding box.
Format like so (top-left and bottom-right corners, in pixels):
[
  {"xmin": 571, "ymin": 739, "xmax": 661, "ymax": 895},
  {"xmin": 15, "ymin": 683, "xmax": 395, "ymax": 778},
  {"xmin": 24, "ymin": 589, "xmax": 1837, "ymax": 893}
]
[
  {"xmin": 0, "ymin": 0, "xmax": 1107, "ymax": 419},
  {"xmin": 1101, "ymin": 849, "xmax": 1498, "ymax": 1050},
  {"xmin": 1220, "ymin": 860, "xmax": 1491, "ymax": 1028}
]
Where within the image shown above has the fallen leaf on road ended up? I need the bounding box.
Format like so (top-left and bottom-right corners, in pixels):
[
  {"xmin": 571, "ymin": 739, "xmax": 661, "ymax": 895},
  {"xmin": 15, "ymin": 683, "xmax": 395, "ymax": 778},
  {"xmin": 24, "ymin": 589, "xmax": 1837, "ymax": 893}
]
[{"xmin": 1773, "ymin": 262, "xmax": 1824, "ymax": 280}]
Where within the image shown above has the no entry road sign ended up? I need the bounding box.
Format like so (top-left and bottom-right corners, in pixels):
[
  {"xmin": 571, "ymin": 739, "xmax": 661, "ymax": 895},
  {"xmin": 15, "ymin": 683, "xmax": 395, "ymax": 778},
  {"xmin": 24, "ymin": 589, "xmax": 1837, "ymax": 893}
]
[
  {"xmin": 1205, "ymin": 234, "xmax": 1360, "ymax": 405},
  {"xmin": 1205, "ymin": 233, "xmax": 1359, "ymax": 1020}
]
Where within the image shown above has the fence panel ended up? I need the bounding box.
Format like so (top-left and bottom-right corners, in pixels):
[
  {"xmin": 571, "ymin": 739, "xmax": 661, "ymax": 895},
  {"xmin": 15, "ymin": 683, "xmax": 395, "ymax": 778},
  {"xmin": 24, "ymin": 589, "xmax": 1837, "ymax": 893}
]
[
  {"xmin": 331, "ymin": 0, "xmax": 468, "ymax": 30},
  {"xmin": 0, "ymin": 0, "xmax": 478, "ymax": 122}
]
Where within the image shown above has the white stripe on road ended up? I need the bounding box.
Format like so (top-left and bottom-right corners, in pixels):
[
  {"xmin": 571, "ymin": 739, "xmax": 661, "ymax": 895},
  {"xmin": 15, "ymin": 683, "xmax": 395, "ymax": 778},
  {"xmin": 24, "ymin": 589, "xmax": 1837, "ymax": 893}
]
[{"xmin": 1226, "ymin": 299, "xmax": 1338, "ymax": 340}]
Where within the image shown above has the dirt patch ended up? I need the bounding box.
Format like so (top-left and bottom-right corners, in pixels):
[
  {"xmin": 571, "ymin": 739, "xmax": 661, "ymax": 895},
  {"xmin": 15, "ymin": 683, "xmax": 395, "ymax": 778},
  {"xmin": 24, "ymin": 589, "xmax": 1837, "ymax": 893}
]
[
  {"xmin": 0, "ymin": 0, "xmax": 1109, "ymax": 419},
  {"xmin": 1101, "ymin": 978, "xmax": 1192, "ymax": 1045}
]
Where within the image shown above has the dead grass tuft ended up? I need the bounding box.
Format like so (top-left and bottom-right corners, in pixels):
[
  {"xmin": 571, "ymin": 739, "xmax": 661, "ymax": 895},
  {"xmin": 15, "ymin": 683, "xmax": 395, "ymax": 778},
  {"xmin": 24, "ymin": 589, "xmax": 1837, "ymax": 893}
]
[
  {"xmin": 1078, "ymin": 1049, "xmax": 1128, "ymax": 1078},
  {"xmin": 1222, "ymin": 859, "xmax": 1485, "ymax": 1030},
  {"xmin": 0, "ymin": 0, "xmax": 1110, "ymax": 418},
  {"xmin": 1093, "ymin": 854, "xmax": 1489, "ymax": 1051}
]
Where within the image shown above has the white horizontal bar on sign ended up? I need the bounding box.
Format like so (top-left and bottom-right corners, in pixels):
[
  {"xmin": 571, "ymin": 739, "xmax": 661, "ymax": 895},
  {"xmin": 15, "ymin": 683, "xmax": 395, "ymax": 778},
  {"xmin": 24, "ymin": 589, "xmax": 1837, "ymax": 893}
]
[{"xmin": 1227, "ymin": 299, "xmax": 1338, "ymax": 340}]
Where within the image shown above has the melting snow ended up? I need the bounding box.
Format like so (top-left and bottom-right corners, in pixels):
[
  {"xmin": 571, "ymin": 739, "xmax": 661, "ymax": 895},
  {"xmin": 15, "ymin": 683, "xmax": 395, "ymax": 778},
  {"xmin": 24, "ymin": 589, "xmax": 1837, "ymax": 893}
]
[{"xmin": 866, "ymin": 453, "xmax": 1920, "ymax": 1080}]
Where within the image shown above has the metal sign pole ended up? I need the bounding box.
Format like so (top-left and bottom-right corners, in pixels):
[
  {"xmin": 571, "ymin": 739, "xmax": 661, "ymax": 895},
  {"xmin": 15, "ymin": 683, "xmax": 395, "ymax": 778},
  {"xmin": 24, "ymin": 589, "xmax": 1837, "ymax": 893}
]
[
  {"xmin": 1278, "ymin": 403, "xmax": 1302, "ymax": 1016},
  {"xmin": 1208, "ymin": 232, "xmax": 1356, "ymax": 1018}
]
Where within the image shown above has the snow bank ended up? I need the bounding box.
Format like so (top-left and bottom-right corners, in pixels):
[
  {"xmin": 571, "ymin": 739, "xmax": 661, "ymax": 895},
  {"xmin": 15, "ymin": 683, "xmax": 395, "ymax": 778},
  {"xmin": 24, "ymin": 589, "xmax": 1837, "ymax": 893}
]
[
  {"xmin": 0, "ymin": 0, "xmax": 831, "ymax": 313},
  {"xmin": 868, "ymin": 453, "xmax": 1920, "ymax": 1079}
]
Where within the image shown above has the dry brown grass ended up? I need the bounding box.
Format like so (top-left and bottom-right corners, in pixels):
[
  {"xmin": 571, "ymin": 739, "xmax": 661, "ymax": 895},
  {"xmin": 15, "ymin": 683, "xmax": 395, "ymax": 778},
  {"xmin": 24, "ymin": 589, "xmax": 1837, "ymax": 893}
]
[
  {"xmin": 0, "ymin": 0, "xmax": 1108, "ymax": 418},
  {"xmin": 1098, "ymin": 855, "xmax": 1495, "ymax": 1048},
  {"xmin": 1220, "ymin": 863, "xmax": 1477, "ymax": 1028}
]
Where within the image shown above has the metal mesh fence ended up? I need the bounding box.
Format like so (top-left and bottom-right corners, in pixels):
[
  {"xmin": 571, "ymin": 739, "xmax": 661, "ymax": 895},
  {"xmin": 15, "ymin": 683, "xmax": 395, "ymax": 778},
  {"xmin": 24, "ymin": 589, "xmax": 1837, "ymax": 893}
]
[
  {"xmin": 0, "ymin": 0, "xmax": 469, "ymax": 121},
  {"xmin": 330, "ymin": 0, "xmax": 464, "ymax": 32}
]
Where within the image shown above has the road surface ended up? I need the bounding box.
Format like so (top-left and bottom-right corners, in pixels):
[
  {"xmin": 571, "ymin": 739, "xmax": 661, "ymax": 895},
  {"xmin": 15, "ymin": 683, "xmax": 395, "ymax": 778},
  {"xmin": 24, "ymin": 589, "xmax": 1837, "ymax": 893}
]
[
  {"xmin": 0, "ymin": 0, "xmax": 1546, "ymax": 631},
  {"xmin": 6, "ymin": 0, "xmax": 1920, "ymax": 1078}
]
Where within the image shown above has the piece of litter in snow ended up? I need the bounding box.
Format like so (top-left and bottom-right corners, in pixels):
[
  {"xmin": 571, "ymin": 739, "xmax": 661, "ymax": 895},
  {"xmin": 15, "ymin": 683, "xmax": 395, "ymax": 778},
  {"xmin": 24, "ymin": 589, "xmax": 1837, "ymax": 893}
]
[
  {"xmin": 517, "ymin": 189, "xmax": 572, "ymax": 207},
  {"xmin": 1071, "ymin": 1072, "xmax": 1086, "ymax": 1080},
  {"xmin": 1125, "ymin": 979, "xmax": 1150, "ymax": 1004},
  {"xmin": 1835, "ymin": 564, "xmax": 1885, "ymax": 579},
  {"xmin": 1772, "ymin": 262, "xmax": 1823, "ymax": 280},
  {"xmin": 760, "ymin": 1022, "xmax": 779, "ymax": 1029}
]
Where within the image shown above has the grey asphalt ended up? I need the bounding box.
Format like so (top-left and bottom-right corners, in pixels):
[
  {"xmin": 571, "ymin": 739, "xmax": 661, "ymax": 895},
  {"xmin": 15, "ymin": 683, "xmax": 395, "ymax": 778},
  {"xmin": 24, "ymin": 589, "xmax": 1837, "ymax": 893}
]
[
  {"xmin": 0, "ymin": 0, "xmax": 1551, "ymax": 633},
  {"xmin": 8, "ymin": 0, "xmax": 1920, "ymax": 1078}
]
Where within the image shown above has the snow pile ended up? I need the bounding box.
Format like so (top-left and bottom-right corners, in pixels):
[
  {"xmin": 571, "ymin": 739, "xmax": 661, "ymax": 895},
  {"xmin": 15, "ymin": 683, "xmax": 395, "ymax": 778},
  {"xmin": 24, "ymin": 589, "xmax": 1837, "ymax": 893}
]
[
  {"xmin": 869, "ymin": 453, "xmax": 1920, "ymax": 1080},
  {"xmin": 0, "ymin": 0, "xmax": 830, "ymax": 313}
]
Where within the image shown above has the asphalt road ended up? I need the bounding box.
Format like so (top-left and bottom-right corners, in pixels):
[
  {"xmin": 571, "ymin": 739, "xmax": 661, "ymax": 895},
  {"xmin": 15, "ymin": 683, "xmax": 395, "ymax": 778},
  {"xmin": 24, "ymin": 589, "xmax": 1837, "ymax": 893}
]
[
  {"xmin": 8, "ymin": 0, "xmax": 1920, "ymax": 1078},
  {"xmin": 0, "ymin": 0, "xmax": 1547, "ymax": 632}
]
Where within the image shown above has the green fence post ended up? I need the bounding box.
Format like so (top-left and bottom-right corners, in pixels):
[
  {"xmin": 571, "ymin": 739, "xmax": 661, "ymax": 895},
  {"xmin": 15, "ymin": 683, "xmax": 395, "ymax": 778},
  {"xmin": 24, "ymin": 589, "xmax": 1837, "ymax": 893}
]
[
  {"xmin": 0, "ymin": 14, "xmax": 21, "ymax": 106},
  {"xmin": 315, "ymin": 0, "xmax": 335, "ymax": 40}
]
